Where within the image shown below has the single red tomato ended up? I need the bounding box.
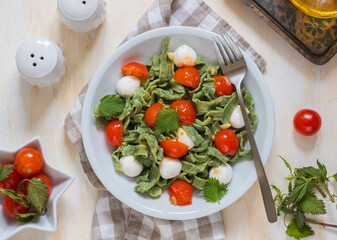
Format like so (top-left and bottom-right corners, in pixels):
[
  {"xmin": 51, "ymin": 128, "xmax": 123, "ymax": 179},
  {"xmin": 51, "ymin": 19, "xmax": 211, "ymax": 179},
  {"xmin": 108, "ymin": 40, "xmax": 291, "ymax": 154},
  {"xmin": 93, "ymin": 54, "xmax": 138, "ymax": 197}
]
[
  {"xmin": 169, "ymin": 100, "xmax": 196, "ymax": 126},
  {"xmin": 169, "ymin": 180, "xmax": 193, "ymax": 206},
  {"xmin": 144, "ymin": 103, "xmax": 164, "ymax": 127},
  {"xmin": 24, "ymin": 173, "xmax": 52, "ymax": 196},
  {"xmin": 293, "ymin": 109, "xmax": 322, "ymax": 136},
  {"xmin": 160, "ymin": 139, "xmax": 189, "ymax": 158},
  {"xmin": 3, "ymin": 194, "xmax": 30, "ymax": 219},
  {"xmin": 214, "ymin": 129, "xmax": 239, "ymax": 155},
  {"xmin": 0, "ymin": 163, "xmax": 23, "ymax": 190},
  {"xmin": 214, "ymin": 75, "xmax": 235, "ymax": 96},
  {"xmin": 174, "ymin": 66, "xmax": 200, "ymax": 88},
  {"xmin": 14, "ymin": 148, "xmax": 44, "ymax": 177},
  {"xmin": 105, "ymin": 120, "xmax": 123, "ymax": 147},
  {"xmin": 121, "ymin": 62, "xmax": 149, "ymax": 81}
]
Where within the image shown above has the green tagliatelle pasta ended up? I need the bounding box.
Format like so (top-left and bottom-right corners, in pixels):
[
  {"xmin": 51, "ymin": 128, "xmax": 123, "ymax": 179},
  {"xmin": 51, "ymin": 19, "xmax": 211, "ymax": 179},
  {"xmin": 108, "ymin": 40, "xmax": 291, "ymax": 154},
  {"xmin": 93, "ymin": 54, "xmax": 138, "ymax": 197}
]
[{"xmin": 94, "ymin": 37, "xmax": 258, "ymax": 197}]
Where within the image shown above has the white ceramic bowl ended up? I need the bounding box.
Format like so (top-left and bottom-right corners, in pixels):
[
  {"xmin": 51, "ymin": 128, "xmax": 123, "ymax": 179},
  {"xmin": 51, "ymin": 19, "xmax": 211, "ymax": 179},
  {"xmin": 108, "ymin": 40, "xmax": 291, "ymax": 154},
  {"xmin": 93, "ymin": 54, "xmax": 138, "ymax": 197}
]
[
  {"xmin": 0, "ymin": 136, "xmax": 74, "ymax": 240},
  {"xmin": 82, "ymin": 26, "xmax": 275, "ymax": 220}
]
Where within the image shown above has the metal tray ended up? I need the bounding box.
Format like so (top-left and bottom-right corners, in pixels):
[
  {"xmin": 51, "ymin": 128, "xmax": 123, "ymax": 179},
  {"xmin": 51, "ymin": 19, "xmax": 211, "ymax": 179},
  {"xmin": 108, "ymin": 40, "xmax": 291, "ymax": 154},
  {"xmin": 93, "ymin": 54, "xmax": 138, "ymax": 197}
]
[{"xmin": 242, "ymin": 0, "xmax": 337, "ymax": 65}]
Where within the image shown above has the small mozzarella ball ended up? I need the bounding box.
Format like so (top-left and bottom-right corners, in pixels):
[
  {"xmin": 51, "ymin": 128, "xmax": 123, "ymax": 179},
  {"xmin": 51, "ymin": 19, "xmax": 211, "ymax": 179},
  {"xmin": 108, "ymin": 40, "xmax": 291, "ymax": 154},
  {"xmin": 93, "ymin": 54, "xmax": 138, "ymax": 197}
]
[
  {"xmin": 209, "ymin": 163, "xmax": 232, "ymax": 184},
  {"xmin": 177, "ymin": 128, "xmax": 194, "ymax": 150},
  {"xmin": 120, "ymin": 156, "xmax": 143, "ymax": 177},
  {"xmin": 173, "ymin": 45, "xmax": 197, "ymax": 67},
  {"xmin": 159, "ymin": 157, "xmax": 182, "ymax": 179},
  {"xmin": 116, "ymin": 76, "xmax": 140, "ymax": 96},
  {"xmin": 230, "ymin": 105, "xmax": 245, "ymax": 129}
]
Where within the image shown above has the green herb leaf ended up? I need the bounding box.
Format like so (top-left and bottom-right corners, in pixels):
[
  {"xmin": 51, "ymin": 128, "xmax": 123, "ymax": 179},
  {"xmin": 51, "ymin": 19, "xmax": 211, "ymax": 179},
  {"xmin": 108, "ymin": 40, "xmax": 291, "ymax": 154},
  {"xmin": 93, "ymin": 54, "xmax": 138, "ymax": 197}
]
[
  {"xmin": 0, "ymin": 189, "xmax": 29, "ymax": 207},
  {"xmin": 295, "ymin": 166, "xmax": 321, "ymax": 179},
  {"xmin": 295, "ymin": 210, "xmax": 306, "ymax": 230},
  {"xmin": 0, "ymin": 164, "xmax": 15, "ymax": 181},
  {"xmin": 96, "ymin": 95, "xmax": 125, "ymax": 117},
  {"xmin": 298, "ymin": 192, "xmax": 326, "ymax": 215},
  {"xmin": 286, "ymin": 179, "xmax": 314, "ymax": 204},
  {"xmin": 203, "ymin": 178, "xmax": 228, "ymax": 203},
  {"xmin": 286, "ymin": 218, "xmax": 314, "ymax": 240},
  {"xmin": 26, "ymin": 178, "xmax": 48, "ymax": 213},
  {"xmin": 316, "ymin": 160, "xmax": 327, "ymax": 182},
  {"xmin": 17, "ymin": 212, "xmax": 38, "ymax": 223},
  {"xmin": 331, "ymin": 173, "xmax": 337, "ymax": 182},
  {"xmin": 279, "ymin": 156, "xmax": 292, "ymax": 174},
  {"xmin": 154, "ymin": 108, "xmax": 180, "ymax": 134}
]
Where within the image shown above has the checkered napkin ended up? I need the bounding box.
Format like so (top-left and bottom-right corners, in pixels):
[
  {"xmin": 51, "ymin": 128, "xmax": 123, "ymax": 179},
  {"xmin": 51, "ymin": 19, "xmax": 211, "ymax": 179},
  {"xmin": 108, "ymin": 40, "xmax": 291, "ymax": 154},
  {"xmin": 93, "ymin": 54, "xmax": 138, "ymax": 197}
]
[{"xmin": 64, "ymin": 0, "xmax": 266, "ymax": 239}]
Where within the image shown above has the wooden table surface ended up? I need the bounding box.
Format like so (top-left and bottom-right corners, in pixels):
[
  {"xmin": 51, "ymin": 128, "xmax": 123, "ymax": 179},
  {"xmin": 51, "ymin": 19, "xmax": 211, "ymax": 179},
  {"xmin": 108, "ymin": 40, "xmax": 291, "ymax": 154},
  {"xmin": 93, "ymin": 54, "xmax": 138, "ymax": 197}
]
[{"xmin": 1, "ymin": 0, "xmax": 337, "ymax": 239}]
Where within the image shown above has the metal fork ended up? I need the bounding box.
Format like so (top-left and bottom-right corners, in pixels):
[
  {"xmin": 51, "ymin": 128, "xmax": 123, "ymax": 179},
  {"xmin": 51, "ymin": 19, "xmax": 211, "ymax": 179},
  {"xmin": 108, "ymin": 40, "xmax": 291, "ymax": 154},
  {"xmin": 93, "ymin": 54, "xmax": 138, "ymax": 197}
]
[{"xmin": 213, "ymin": 34, "xmax": 277, "ymax": 223}]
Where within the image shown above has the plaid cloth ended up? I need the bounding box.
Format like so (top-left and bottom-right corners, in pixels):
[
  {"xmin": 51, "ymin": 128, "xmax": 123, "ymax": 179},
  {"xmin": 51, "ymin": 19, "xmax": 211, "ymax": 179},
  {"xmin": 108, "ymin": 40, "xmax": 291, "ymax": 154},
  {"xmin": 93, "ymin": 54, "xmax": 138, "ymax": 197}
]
[{"xmin": 64, "ymin": 0, "xmax": 267, "ymax": 239}]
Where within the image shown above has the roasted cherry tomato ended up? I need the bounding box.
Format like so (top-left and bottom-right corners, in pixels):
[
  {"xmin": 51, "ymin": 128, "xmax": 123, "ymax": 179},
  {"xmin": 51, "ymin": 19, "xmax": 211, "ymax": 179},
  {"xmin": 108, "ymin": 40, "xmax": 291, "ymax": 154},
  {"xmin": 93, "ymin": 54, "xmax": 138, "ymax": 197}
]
[
  {"xmin": 169, "ymin": 180, "xmax": 193, "ymax": 206},
  {"xmin": 293, "ymin": 109, "xmax": 322, "ymax": 136},
  {"xmin": 14, "ymin": 148, "xmax": 44, "ymax": 177},
  {"xmin": 121, "ymin": 62, "xmax": 149, "ymax": 81},
  {"xmin": 160, "ymin": 139, "xmax": 189, "ymax": 158},
  {"xmin": 0, "ymin": 163, "xmax": 23, "ymax": 190},
  {"xmin": 174, "ymin": 66, "xmax": 200, "ymax": 88},
  {"xmin": 105, "ymin": 120, "xmax": 123, "ymax": 147},
  {"xmin": 214, "ymin": 129, "xmax": 239, "ymax": 155},
  {"xmin": 24, "ymin": 173, "xmax": 52, "ymax": 196},
  {"xmin": 169, "ymin": 100, "xmax": 196, "ymax": 126},
  {"xmin": 3, "ymin": 194, "xmax": 30, "ymax": 219},
  {"xmin": 144, "ymin": 103, "xmax": 164, "ymax": 127},
  {"xmin": 214, "ymin": 75, "xmax": 234, "ymax": 96}
]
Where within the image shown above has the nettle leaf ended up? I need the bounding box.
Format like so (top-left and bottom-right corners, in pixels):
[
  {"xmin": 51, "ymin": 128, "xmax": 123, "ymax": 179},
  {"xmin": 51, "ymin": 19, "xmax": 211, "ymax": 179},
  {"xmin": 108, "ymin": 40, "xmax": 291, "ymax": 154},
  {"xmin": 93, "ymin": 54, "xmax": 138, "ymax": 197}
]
[
  {"xmin": 203, "ymin": 178, "xmax": 228, "ymax": 203},
  {"xmin": 316, "ymin": 160, "xmax": 327, "ymax": 182},
  {"xmin": 97, "ymin": 94, "xmax": 125, "ymax": 117},
  {"xmin": 298, "ymin": 192, "xmax": 326, "ymax": 215},
  {"xmin": 154, "ymin": 108, "xmax": 180, "ymax": 134},
  {"xmin": 331, "ymin": 173, "xmax": 337, "ymax": 182},
  {"xmin": 296, "ymin": 210, "xmax": 306, "ymax": 230},
  {"xmin": 295, "ymin": 166, "xmax": 321, "ymax": 178},
  {"xmin": 0, "ymin": 165, "xmax": 15, "ymax": 181},
  {"xmin": 279, "ymin": 156, "xmax": 292, "ymax": 174},
  {"xmin": 286, "ymin": 179, "xmax": 314, "ymax": 204},
  {"xmin": 0, "ymin": 189, "xmax": 29, "ymax": 208},
  {"xmin": 26, "ymin": 178, "xmax": 48, "ymax": 213},
  {"xmin": 286, "ymin": 218, "xmax": 314, "ymax": 240},
  {"xmin": 17, "ymin": 213, "xmax": 38, "ymax": 223}
]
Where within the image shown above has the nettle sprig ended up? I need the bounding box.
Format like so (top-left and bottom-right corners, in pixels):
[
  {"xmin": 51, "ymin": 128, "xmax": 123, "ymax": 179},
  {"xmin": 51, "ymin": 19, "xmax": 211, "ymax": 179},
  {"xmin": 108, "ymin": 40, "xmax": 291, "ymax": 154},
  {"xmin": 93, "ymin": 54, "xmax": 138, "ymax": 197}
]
[{"xmin": 272, "ymin": 157, "xmax": 337, "ymax": 239}]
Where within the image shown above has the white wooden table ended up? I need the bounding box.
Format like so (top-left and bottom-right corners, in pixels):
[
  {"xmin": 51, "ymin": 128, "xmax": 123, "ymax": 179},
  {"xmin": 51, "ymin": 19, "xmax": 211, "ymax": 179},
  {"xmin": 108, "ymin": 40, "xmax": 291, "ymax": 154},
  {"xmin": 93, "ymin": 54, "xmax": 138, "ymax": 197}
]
[{"xmin": 1, "ymin": 0, "xmax": 337, "ymax": 239}]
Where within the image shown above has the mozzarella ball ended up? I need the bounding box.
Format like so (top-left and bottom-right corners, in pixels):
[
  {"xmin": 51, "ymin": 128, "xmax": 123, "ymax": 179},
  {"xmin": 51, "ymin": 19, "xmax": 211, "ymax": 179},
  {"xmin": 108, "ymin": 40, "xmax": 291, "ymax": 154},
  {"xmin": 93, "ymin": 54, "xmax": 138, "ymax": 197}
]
[
  {"xmin": 209, "ymin": 163, "xmax": 232, "ymax": 184},
  {"xmin": 159, "ymin": 157, "xmax": 182, "ymax": 179},
  {"xmin": 173, "ymin": 45, "xmax": 197, "ymax": 67},
  {"xmin": 177, "ymin": 128, "xmax": 195, "ymax": 150},
  {"xmin": 230, "ymin": 105, "xmax": 245, "ymax": 129},
  {"xmin": 116, "ymin": 76, "xmax": 140, "ymax": 96},
  {"xmin": 120, "ymin": 156, "xmax": 143, "ymax": 177}
]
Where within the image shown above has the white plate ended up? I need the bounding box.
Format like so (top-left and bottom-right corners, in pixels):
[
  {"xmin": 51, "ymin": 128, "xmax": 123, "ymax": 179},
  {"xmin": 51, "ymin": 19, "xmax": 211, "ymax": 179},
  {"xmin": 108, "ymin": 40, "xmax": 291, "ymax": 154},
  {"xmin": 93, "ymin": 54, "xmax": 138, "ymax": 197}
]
[{"xmin": 82, "ymin": 26, "xmax": 275, "ymax": 220}]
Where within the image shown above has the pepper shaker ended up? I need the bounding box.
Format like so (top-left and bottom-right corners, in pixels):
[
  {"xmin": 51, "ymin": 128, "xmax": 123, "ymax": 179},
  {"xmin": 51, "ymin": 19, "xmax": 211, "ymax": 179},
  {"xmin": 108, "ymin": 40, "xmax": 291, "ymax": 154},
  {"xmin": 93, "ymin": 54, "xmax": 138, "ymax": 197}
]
[
  {"xmin": 58, "ymin": 0, "xmax": 106, "ymax": 32},
  {"xmin": 16, "ymin": 37, "xmax": 66, "ymax": 87}
]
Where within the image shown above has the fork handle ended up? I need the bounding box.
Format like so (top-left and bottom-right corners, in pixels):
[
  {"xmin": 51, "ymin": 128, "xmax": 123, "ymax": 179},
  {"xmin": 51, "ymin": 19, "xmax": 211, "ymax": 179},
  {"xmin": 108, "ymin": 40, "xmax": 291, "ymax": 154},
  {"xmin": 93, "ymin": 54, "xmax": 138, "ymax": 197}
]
[{"xmin": 235, "ymin": 85, "xmax": 277, "ymax": 223}]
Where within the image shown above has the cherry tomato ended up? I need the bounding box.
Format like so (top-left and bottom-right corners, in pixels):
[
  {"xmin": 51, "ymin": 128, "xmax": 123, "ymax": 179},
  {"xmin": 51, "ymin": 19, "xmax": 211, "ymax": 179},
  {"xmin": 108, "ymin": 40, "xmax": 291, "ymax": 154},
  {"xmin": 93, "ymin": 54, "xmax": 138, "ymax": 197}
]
[
  {"xmin": 214, "ymin": 75, "xmax": 235, "ymax": 96},
  {"xmin": 174, "ymin": 66, "xmax": 200, "ymax": 88},
  {"xmin": 0, "ymin": 163, "xmax": 23, "ymax": 190},
  {"xmin": 214, "ymin": 129, "xmax": 239, "ymax": 155},
  {"xmin": 24, "ymin": 173, "xmax": 52, "ymax": 196},
  {"xmin": 160, "ymin": 139, "xmax": 189, "ymax": 158},
  {"xmin": 121, "ymin": 62, "xmax": 149, "ymax": 81},
  {"xmin": 105, "ymin": 120, "xmax": 123, "ymax": 147},
  {"xmin": 169, "ymin": 100, "xmax": 196, "ymax": 126},
  {"xmin": 3, "ymin": 194, "xmax": 30, "ymax": 219},
  {"xmin": 293, "ymin": 109, "xmax": 322, "ymax": 136},
  {"xmin": 169, "ymin": 180, "xmax": 193, "ymax": 206},
  {"xmin": 144, "ymin": 103, "xmax": 164, "ymax": 127},
  {"xmin": 14, "ymin": 148, "xmax": 43, "ymax": 177}
]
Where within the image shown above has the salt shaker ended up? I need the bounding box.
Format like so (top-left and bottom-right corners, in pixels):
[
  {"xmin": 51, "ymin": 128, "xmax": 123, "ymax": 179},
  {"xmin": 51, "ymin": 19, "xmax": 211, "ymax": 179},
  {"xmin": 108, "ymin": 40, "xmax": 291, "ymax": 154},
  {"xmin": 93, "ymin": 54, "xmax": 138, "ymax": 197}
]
[
  {"xmin": 16, "ymin": 37, "xmax": 66, "ymax": 87},
  {"xmin": 58, "ymin": 0, "xmax": 106, "ymax": 32}
]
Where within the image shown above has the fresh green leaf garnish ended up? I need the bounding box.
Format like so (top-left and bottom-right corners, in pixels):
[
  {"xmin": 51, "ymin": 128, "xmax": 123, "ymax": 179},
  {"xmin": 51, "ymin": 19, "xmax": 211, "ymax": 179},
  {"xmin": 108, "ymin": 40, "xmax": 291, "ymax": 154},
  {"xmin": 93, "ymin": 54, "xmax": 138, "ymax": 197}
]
[
  {"xmin": 26, "ymin": 178, "xmax": 48, "ymax": 213},
  {"xmin": 273, "ymin": 157, "xmax": 337, "ymax": 239},
  {"xmin": 0, "ymin": 165, "xmax": 15, "ymax": 181},
  {"xmin": 203, "ymin": 178, "xmax": 228, "ymax": 203},
  {"xmin": 154, "ymin": 108, "xmax": 180, "ymax": 134},
  {"xmin": 286, "ymin": 218, "xmax": 314, "ymax": 240},
  {"xmin": 17, "ymin": 212, "xmax": 38, "ymax": 223},
  {"xmin": 331, "ymin": 173, "xmax": 337, "ymax": 182},
  {"xmin": 0, "ymin": 189, "xmax": 29, "ymax": 207},
  {"xmin": 95, "ymin": 95, "xmax": 125, "ymax": 118}
]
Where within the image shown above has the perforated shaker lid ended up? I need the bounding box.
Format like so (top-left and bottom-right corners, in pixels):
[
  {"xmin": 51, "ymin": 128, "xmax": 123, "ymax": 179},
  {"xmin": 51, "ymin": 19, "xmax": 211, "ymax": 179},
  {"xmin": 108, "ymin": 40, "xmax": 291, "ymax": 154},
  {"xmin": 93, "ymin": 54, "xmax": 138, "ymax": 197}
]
[
  {"xmin": 58, "ymin": 0, "xmax": 99, "ymax": 21},
  {"xmin": 15, "ymin": 37, "xmax": 58, "ymax": 79}
]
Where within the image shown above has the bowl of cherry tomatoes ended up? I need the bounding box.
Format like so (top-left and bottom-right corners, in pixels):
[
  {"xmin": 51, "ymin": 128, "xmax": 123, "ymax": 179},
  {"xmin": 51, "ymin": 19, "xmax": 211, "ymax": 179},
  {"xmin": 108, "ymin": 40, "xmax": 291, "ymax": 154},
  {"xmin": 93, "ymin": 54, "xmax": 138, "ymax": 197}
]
[{"xmin": 0, "ymin": 136, "xmax": 74, "ymax": 240}]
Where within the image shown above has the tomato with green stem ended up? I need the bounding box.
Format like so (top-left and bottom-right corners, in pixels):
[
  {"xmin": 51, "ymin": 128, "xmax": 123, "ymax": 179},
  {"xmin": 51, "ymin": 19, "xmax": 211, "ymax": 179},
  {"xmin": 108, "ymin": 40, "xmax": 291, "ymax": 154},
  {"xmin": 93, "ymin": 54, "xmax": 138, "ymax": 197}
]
[
  {"xmin": 24, "ymin": 173, "xmax": 52, "ymax": 196},
  {"xmin": 0, "ymin": 163, "xmax": 23, "ymax": 190}
]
